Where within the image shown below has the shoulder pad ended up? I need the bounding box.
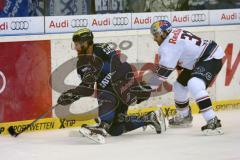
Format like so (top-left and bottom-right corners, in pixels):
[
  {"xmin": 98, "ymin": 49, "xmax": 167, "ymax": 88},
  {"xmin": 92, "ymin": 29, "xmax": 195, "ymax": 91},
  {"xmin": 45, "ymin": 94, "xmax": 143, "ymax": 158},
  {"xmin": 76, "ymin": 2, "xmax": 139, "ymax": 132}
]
[{"xmin": 93, "ymin": 43, "xmax": 116, "ymax": 57}]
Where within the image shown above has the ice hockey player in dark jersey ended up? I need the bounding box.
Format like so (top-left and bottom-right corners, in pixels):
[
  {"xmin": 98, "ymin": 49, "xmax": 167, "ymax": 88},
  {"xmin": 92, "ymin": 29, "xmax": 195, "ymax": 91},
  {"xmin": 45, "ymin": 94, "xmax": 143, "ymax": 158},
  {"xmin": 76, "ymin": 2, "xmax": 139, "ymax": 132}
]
[{"xmin": 57, "ymin": 28, "xmax": 166, "ymax": 143}]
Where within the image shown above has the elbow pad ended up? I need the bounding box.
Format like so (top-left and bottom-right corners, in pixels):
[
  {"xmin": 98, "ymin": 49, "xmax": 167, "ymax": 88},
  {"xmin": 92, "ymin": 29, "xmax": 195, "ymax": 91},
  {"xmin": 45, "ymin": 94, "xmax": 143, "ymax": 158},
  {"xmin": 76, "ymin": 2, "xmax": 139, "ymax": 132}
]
[{"xmin": 111, "ymin": 62, "xmax": 132, "ymax": 82}]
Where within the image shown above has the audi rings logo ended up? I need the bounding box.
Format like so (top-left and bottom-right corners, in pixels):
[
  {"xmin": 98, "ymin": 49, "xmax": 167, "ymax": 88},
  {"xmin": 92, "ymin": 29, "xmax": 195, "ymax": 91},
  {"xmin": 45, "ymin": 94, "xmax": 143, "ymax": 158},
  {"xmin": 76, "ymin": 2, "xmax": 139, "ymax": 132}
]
[
  {"xmin": 191, "ymin": 14, "xmax": 206, "ymax": 22},
  {"xmin": 71, "ymin": 19, "xmax": 88, "ymax": 28},
  {"xmin": 112, "ymin": 17, "xmax": 129, "ymax": 26},
  {"xmin": 0, "ymin": 71, "xmax": 6, "ymax": 94},
  {"xmin": 153, "ymin": 15, "xmax": 169, "ymax": 22},
  {"xmin": 11, "ymin": 21, "xmax": 29, "ymax": 30}
]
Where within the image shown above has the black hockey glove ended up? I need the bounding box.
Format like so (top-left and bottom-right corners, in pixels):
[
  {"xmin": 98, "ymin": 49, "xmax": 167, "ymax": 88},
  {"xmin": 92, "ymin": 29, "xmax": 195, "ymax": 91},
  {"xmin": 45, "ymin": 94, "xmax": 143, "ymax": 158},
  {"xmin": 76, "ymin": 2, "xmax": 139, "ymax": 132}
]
[
  {"xmin": 130, "ymin": 82, "xmax": 152, "ymax": 104},
  {"xmin": 57, "ymin": 88, "xmax": 82, "ymax": 106},
  {"xmin": 57, "ymin": 83, "xmax": 95, "ymax": 106}
]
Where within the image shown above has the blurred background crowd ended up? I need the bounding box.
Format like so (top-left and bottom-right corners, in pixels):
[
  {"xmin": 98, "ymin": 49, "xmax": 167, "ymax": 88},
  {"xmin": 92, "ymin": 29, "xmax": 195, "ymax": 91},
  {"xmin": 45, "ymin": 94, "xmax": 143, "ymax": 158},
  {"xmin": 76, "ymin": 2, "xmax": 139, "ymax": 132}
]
[{"xmin": 0, "ymin": 0, "xmax": 240, "ymax": 17}]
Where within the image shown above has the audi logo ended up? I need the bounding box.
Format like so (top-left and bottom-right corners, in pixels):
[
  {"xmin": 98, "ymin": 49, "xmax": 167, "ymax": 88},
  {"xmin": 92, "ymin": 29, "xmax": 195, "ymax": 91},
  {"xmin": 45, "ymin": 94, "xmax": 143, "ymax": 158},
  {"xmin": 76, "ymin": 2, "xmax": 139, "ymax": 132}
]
[
  {"xmin": 191, "ymin": 14, "xmax": 206, "ymax": 22},
  {"xmin": 112, "ymin": 17, "xmax": 129, "ymax": 26},
  {"xmin": 11, "ymin": 21, "xmax": 29, "ymax": 30},
  {"xmin": 0, "ymin": 71, "xmax": 6, "ymax": 94},
  {"xmin": 71, "ymin": 19, "xmax": 88, "ymax": 28},
  {"xmin": 153, "ymin": 15, "xmax": 169, "ymax": 22}
]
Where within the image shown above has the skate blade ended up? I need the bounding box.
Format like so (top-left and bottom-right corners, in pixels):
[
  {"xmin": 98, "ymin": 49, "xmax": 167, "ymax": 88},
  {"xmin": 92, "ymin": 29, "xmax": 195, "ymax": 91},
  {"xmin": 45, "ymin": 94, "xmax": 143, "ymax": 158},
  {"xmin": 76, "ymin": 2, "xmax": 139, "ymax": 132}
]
[
  {"xmin": 159, "ymin": 109, "xmax": 167, "ymax": 132},
  {"xmin": 79, "ymin": 128, "xmax": 106, "ymax": 144},
  {"xmin": 142, "ymin": 126, "xmax": 147, "ymax": 132},
  {"xmin": 68, "ymin": 130, "xmax": 85, "ymax": 137},
  {"xmin": 168, "ymin": 123, "xmax": 193, "ymax": 128},
  {"xmin": 202, "ymin": 128, "xmax": 224, "ymax": 136}
]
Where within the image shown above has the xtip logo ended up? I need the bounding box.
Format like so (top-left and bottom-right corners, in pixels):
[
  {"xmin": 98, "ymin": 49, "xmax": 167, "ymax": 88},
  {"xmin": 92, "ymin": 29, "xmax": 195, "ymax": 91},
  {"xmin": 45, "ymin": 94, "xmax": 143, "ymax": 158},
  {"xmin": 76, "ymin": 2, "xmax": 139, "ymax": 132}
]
[
  {"xmin": 59, "ymin": 118, "xmax": 76, "ymax": 129},
  {"xmin": 0, "ymin": 127, "xmax": 5, "ymax": 134}
]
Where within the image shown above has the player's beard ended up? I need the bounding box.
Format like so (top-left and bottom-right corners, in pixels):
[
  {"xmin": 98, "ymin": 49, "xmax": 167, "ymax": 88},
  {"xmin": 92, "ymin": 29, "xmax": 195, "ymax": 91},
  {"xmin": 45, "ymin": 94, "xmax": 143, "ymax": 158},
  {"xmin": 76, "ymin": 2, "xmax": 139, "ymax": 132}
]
[{"xmin": 77, "ymin": 44, "xmax": 88, "ymax": 56}]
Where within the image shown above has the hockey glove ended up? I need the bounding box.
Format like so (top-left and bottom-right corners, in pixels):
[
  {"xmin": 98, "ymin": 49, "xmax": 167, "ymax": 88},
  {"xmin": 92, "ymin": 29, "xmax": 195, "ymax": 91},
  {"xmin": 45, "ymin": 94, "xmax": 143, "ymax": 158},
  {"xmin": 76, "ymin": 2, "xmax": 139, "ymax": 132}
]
[
  {"xmin": 130, "ymin": 82, "xmax": 152, "ymax": 104},
  {"xmin": 57, "ymin": 88, "xmax": 81, "ymax": 105}
]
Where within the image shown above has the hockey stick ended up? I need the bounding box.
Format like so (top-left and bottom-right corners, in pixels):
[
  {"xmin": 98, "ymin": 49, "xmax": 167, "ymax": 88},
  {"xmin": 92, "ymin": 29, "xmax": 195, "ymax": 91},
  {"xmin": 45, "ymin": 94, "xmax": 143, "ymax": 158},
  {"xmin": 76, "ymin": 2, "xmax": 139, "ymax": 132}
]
[{"xmin": 8, "ymin": 104, "xmax": 60, "ymax": 137}]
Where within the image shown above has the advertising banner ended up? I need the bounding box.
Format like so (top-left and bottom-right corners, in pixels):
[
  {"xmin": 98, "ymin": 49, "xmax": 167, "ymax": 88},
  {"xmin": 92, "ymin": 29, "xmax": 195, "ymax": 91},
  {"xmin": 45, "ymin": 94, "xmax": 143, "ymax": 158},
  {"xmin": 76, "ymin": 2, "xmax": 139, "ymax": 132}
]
[
  {"xmin": 0, "ymin": 17, "xmax": 44, "ymax": 36},
  {"xmin": 0, "ymin": 41, "xmax": 52, "ymax": 122},
  {"xmin": 215, "ymin": 30, "xmax": 240, "ymax": 100},
  {"xmin": 45, "ymin": 13, "xmax": 132, "ymax": 33},
  {"xmin": 171, "ymin": 10, "xmax": 209, "ymax": 27},
  {"xmin": 0, "ymin": 8, "xmax": 239, "ymax": 35},
  {"xmin": 88, "ymin": 13, "xmax": 132, "ymax": 31},
  {"xmin": 209, "ymin": 9, "xmax": 240, "ymax": 25},
  {"xmin": 131, "ymin": 12, "xmax": 171, "ymax": 29},
  {"xmin": 45, "ymin": 15, "xmax": 91, "ymax": 34}
]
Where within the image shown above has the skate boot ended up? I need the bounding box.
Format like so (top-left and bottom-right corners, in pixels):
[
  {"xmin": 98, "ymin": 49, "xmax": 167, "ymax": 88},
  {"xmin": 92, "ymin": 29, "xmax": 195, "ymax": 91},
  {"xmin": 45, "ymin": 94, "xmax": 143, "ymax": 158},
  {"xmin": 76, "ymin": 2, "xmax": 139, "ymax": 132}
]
[
  {"xmin": 168, "ymin": 110, "xmax": 193, "ymax": 128},
  {"xmin": 201, "ymin": 116, "xmax": 223, "ymax": 136},
  {"xmin": 145, "ymin": 108, "xmax": 166, "ymax": 134},
  {"xmin": 79, "ymin": 124, "xmax": 108, "ymax": 144}
]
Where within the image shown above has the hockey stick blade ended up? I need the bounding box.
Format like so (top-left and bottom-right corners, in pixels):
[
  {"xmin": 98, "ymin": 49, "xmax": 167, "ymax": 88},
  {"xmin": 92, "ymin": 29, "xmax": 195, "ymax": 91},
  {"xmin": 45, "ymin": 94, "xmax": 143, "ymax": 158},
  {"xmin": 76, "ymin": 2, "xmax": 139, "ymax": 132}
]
[{"xmin": 7, "ymin": 104, "xmax": 60, "ymax": 137}]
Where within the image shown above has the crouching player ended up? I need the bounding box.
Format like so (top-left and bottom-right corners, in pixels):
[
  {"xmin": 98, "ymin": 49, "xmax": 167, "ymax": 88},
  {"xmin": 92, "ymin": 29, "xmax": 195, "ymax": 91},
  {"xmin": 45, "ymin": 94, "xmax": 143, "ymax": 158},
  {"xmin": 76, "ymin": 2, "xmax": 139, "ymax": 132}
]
[{"xmin": 57, "ymin": 28, "xmax": 166, "ymax": 143}]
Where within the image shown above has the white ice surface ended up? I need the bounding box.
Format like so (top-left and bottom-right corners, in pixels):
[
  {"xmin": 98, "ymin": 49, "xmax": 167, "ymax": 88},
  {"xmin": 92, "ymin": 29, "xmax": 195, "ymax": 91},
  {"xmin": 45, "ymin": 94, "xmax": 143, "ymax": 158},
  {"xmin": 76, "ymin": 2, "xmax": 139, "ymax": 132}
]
[{"xmin": 0, "ymin": 110, "xmax": 240, "ymax": 160}]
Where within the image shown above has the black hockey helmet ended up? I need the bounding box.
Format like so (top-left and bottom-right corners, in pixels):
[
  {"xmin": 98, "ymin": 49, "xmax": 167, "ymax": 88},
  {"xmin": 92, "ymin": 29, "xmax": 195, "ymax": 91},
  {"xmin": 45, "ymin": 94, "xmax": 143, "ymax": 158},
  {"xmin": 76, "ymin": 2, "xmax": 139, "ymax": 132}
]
[{"xmin": 72, "ymin": 28, "xmax": 94, "ymax": 43}]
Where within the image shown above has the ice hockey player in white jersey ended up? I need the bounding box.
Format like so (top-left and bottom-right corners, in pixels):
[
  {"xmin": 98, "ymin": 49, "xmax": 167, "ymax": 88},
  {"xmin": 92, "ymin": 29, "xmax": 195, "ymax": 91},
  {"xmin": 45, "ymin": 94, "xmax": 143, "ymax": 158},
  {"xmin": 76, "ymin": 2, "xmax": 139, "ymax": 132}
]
[{"xmin": 146, "ymin": 20, "xmax": 225, "ymax": 135}]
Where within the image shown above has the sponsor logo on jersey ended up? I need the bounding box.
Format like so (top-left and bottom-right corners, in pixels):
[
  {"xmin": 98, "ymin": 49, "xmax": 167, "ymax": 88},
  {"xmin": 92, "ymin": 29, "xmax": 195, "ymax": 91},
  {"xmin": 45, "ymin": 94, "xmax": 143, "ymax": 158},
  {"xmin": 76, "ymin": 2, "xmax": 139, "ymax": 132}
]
[
  {"xmin": 169, "ymin": 29, "xmax": 182, "ymax": 44},
  {"xmin": 205, "ymin": 72, "xmax": 213, "ymax": 80},
  {"xmin": 99, "ymin": 72, "xmax": 113, "ymax": 88}
]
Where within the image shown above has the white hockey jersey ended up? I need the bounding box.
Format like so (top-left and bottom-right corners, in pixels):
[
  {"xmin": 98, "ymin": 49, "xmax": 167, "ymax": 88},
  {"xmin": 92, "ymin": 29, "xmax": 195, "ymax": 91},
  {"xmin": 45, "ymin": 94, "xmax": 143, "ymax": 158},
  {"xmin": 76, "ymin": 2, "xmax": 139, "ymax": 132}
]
[{"xmin": 157, "ymin": 28, "xmax": 224, "ymax": 80}]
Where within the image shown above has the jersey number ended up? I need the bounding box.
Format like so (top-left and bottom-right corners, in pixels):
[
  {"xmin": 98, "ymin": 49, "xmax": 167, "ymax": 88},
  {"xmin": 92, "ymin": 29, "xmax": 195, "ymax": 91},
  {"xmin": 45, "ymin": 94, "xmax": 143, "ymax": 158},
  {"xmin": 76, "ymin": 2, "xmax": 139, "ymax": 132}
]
[
  {"xmin": 180, "ymin": 30, "xmax": 201, "ymax": 46},
  {"xmin": 103, "ymin": 46, "xmax": 114, "ymax": 55}
]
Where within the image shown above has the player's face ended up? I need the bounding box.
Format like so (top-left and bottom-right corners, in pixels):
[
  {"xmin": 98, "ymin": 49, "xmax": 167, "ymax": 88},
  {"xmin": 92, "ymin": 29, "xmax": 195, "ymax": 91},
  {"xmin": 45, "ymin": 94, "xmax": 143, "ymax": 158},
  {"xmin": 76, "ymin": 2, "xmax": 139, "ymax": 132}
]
[
  {"xmin": 153, "ymin": 32, "xmax": 164, "ymax": 46},
  {"xmin": 74, "ymin": 41, "xmax": 89, "ymax": 55}
]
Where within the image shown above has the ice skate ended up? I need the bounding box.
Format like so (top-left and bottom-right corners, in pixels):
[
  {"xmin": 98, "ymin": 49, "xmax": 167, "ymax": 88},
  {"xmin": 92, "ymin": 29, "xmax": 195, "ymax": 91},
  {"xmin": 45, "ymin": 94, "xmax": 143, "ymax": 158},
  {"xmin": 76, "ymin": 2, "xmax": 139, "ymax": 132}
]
[
  {"xmin": 168, "ymin": 111, "xmax": 193, "ymax": 128},
  {"xmin": 201, "ymin": 116, "xmax": 224, "ymax": 136},
  {"xmin": 79, "ymin": 125, "xmax": 107, "ymax": 144},
  {"xmin": 145, "ymin": 108, "xmax": 166, "ymax": 134}
]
